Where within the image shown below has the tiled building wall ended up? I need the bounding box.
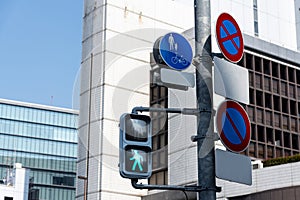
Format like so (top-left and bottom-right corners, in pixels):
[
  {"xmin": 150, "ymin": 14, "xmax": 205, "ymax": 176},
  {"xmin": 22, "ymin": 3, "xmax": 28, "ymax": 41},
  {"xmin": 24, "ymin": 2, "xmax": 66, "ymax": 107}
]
[{"xmin": 239, "ymin": 52, "xmax": 300, "ymax": 159}]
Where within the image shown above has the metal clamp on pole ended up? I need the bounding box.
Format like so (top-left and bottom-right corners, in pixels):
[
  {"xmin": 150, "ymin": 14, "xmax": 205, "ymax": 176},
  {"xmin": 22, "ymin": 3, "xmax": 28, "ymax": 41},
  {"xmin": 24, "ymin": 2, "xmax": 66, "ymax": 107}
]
[
  {"xmin": 131, "ymin": 179, "xmax": 221, "ymax": 193},
  {"xmin": 182, "ymin": 108, "xmax": 200, "ymax": 116},
  {"xmin": 199, "ymin": 108, "xmax": 216, "ymax": 115}
]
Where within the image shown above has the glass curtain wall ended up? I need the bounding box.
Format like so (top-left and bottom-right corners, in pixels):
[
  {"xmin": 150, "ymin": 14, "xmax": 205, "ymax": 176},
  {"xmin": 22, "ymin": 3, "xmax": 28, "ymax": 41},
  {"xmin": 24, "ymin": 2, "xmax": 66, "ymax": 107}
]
[{"xmin": 0, "ymin": 102, "xmax": 78, "ymax": 200}]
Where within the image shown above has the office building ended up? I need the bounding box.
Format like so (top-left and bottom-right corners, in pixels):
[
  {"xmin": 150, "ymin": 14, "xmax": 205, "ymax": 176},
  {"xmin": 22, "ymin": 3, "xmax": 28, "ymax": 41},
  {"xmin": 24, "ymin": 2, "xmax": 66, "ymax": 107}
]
[
  {"xmin": 77, "ymin": 0, "xmax": 300, "ymax": 199},
  {"xmin": 0, "ymin": 99, "xmax": 78, "ymax": 200}
]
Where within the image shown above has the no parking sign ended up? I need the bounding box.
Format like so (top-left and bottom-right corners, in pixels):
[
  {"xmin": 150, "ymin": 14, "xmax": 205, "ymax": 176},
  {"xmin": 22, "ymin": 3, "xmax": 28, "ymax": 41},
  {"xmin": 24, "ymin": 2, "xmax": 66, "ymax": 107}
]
[
  {"xmin": 216, "ymin": 13, "xmax": 244, "ymax": 63},
  {"xmin": 216, "ymin": 100, "xmax": 251, "ymax": 153}
]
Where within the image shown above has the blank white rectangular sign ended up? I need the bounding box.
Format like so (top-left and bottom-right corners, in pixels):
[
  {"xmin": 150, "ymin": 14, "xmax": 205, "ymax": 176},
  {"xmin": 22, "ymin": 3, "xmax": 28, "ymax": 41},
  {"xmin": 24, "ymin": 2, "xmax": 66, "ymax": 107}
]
[
  {"xmin": 160, "ymin": 68, "xmax": 195, "ymax": 88},
  {"xmin": 215, "ymin": 149, "xmax": 252, "ymax": 185},
  {"xmin": 214, "ymin": 57, "xmax": 249, "ymax": 104}
]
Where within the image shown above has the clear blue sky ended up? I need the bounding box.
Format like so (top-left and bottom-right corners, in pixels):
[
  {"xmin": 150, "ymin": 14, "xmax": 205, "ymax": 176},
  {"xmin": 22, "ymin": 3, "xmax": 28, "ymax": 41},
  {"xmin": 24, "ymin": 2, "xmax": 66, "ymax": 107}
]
[{"xmin": 0, "ymin": 1, "xmax": 83, "ymax": 109}]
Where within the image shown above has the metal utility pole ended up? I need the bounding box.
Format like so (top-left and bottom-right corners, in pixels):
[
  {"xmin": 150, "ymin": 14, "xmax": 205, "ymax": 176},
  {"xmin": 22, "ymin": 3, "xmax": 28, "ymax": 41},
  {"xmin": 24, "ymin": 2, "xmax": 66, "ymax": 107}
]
[{"xmin": 194, "ymin": 0, "xmax": 216, "ymax": 199}]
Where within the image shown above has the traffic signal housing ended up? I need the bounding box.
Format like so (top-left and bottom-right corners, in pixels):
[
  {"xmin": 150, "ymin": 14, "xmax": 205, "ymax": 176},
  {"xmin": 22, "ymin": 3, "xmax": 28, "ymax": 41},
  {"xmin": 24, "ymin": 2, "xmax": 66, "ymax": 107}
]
[{"xmin": 119, "ymin": 113, "xmax": 152, "ymax": 179}]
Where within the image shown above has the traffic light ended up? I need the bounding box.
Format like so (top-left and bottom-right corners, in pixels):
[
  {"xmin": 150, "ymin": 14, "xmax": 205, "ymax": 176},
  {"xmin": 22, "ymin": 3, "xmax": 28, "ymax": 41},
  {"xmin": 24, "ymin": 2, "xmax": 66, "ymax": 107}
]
[{"xmin": 119, "ymin": 113, "xmax": 152, "ymax": 179}]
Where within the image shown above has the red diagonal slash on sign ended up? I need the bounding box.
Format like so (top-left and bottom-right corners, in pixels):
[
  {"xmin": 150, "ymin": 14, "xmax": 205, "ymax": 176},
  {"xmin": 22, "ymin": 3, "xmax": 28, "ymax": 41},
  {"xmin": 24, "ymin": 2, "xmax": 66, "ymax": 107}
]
[
  {"xmin": 216, "ymin": 100, "xmax": 251, "ymax": 153},
  {"xmin": 225, "ymin": 111, "xmax": 244, "ymax": 142}
]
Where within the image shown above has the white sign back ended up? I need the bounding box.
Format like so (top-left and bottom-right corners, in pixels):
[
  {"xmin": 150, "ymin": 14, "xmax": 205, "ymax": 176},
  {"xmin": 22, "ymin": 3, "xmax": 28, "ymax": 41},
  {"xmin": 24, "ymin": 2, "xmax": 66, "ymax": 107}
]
[{"xmin": 214, "ymin": 57, "xmax": 249, "ymax": 104}]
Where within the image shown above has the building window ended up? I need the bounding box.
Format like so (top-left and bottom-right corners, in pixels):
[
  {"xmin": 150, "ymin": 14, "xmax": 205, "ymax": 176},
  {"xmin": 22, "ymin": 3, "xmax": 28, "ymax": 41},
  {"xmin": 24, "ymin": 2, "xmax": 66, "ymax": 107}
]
[
  {"xmin": 292, "ymin": 134, "xmax": 299, "ymax": 149},
  {"xmin": 284, "ymin": 132, "xmax": 291, "ymax": 148},
  {"xmin": 4, "ymin": 197, "xmax": 13, "ymax": 200},
  {"xmin": 257, "ymin": 125, "xmax": 265, "ymax": 142},
  {"xmin": 53, "ymin": 176, "xmax": 75, "ymax": 186},
  {"xmin": 264, "ymin": 77, "xmax": 271, "ymax": 91},
  {"xmin": 267, "ymin": 146, "xmax": 274, "ymax": 159},
  {"xmin": 275, "ymin": 130, "xmax": 282, "ymax": 147},
  {"xmin": 266, "ymin": 128, "xmax": 273, "ymax": 144},
  {"xmin": 253, "ymin": 0, "xmax": 259, "ymax": 36},
  {"xmin": 255, "ymin": 74, "xmax": 262, "ymax": 89},
  {"xmin": 258, "ymin": 144, "xmax": 265, "ymax": 159},
  {"xmin": 289, "ymin": 84, "xmax": 296, "ymax": 99},
  {"xmin": 256, "ymin": 91, "xmax": 263, "ymax": 107},
  {"xmin": 246, "ymin": 54, "xmax": 253, "ymax": 70},
  {"xmin": 281, "ymin": 82, "xmax": 288, "ymax": 96},
  {"xmin": 263, "ymin": 60, "xmax": 270, "ymax": 75},
  {"xmin": 265, "ymin": 111, "xmax": 272, "ymax": 126},
  {"xmin": 264, "ymin": 93, "xmax": 272, "ymax": 109},
  {"xmin": 256, "ymin": 109, "xmax": 263, "ymax": 124},
  {"xmin": 290, "ymin": 117, "xmax": 297, "ymax": 132}
]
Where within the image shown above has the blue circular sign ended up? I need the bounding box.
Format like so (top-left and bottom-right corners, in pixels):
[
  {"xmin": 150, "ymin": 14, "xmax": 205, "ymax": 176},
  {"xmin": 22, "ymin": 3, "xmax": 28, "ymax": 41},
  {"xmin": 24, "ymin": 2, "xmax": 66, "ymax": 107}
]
[
  {"xmin": 216, "ymin": 100, "xmax": 251, "ymax": 153},
  {"xmin": 159, "ymin": 32, "xmax": 193, "ymax": 70}
]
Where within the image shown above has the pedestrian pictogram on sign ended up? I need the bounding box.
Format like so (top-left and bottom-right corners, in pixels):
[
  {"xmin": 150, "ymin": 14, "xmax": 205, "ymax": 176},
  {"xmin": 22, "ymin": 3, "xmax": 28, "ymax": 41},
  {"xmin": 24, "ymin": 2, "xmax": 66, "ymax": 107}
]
[
  {"xmin": 216, "ymin": 100, "xmax": 251, "ymax": 153},
  {"xmin": 216, "ymin": 13, "xmax": 244, "ymax": 63}
]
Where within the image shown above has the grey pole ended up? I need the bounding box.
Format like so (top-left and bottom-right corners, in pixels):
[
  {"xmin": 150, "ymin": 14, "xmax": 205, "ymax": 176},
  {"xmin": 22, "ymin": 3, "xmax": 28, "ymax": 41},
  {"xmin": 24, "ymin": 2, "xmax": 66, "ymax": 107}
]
[{"xmin": 194, "ymin": 0, "xmax": 216, "ymax": 200}]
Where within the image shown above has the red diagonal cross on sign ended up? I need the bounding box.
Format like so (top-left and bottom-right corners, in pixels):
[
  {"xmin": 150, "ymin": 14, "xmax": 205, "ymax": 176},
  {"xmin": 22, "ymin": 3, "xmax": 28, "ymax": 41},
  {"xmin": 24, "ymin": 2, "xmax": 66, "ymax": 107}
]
[
  {"xmin": 219, "ymin": 24, "xmax": 240, "ymax": 51},
  {"xmin": 215, "ymin": 13, "xmax": 244, "ymax": 63}
]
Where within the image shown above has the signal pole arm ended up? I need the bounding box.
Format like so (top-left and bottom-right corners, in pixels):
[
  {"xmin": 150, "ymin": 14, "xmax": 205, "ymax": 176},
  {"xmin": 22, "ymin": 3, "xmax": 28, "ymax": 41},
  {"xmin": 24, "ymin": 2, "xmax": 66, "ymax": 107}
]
[
  {"xmin": 131, "ymin": 179, "xmax": 221, "ymax": 193},
  {"xmin": 131, "ymin": 106, "xmax": 200, "ymax": 116}
]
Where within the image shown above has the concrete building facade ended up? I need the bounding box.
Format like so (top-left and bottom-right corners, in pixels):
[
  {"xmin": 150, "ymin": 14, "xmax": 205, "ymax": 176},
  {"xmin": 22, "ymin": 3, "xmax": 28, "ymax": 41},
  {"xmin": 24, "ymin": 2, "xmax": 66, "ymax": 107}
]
[{"xmin": 77, "ymin": 0, "xmax": 300, "ymax": 199}]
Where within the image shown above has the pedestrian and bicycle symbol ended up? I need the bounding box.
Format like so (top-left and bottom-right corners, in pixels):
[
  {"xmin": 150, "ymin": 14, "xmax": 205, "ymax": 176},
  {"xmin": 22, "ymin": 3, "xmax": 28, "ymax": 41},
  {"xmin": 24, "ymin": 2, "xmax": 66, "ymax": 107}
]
[
  {"xmin": 216, "ymin": 13, "xmax": 244, "ymax": 63},
  {"xmin": 159, "ymin": 32, "xmax": 193, "ymax": 70},
  {"xmin": 216, "ymin": 100, "xmax": 251, "ymax": 153}
]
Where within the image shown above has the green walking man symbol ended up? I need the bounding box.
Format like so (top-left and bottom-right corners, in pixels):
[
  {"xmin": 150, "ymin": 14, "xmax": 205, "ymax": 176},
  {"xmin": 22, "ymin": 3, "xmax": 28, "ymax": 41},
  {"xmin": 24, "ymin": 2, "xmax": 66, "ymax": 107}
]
[{"xmin": 130, "ymin": 150, "xmax": 143, "ymax": 171}]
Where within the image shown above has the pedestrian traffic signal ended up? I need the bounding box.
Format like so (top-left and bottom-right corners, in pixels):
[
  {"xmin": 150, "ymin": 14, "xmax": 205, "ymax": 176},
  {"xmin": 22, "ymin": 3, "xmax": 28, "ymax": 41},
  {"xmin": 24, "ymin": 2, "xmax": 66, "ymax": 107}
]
[{"xmin": 119, "ymin": 113, "xmax": 152, "ymax": 179}]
